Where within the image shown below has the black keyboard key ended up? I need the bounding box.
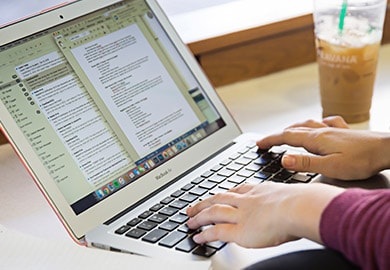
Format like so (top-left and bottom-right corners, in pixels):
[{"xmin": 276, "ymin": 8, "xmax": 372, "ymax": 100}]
[
  {"xmin": 208, "ymin": 174, "xmax": 226, "ymax": 183},
  {"xmin": 150, "ymin": 203, "xmax": 164, "ymax": 212},
  {"xmin": 138, "ymin": 221, "xmax": 158, "ymax": 231},
  {"xmin": 243, "ymin": 151, "xmax": 260, "ymax": 160},
  {"xmin": 159, "ymin": 221, "xmax": 179, "ymax": 231},
  {"xmin": 227, "ymin": 175, "xmax": 246, "ymax": 184},
  {"xmin": 253, "ymin": 171, "xmax": 271, "ymax": 180},
  {"xmin": 170, "ymin": 200, "xmax": 188, "ymax": 209},
  {"xmin": 170, "ymin": 213, "xmax": 189, "ymax": 224},
  {"xmin": 206, "ymin": 241, "xmax": 226, "ymax": 250},
  {"xmin": 160, "ymin": 196, "xmax": 174, "ymax": 205},
  {"xmin": 254, "ymin": 156, "xmax": 271, "ymax": 166},
  {"xmin": 171, "ymin": 190, "xmax": 185, "ymax": 198},
  {"xmin": 115, "ymin": 225, "xmax": 131, "ymax": 235},
  {"xmin": 245, "ymin": 176, "xmax": 264, "ymax": 185},
  {"xmin": 179, "ymin": 208, "xmax": 188, "ymax": 215},
  {"xmin": 179, "ymin": 193, "xmax": 198, "ymax": 203},
  {"xmin": 189, "ymin": 187, "xmax": 208, "ymax": 196},
  {"xmin": 236, "ymin": 168, "xmax": 254, "ymax": 178},
  {"xmin": 228, "ymin": 152, "xmax": 241, "ymax": 160},
  {"xmin": 181, "ymin": 183, "xmax": 194, "ymax": 191},
  {"xmin": 192, "ymin": 245, "xmax": 217, "ymax": 257},
  {"xmin": 219, "ymin": 159, "xmax": 231, "ymax": 166},
  {"xmin": 246, "ymin": 142, "xmax": 257, "ymax": 149},
  {"xmin": 217, "ymin": 168, "xmax": 235, "ymax": 177},
  {"xmin": 176, "ymin": 237, "xmax": 198, "ymax": 252},
  {"xmin": 159, "ymin": 231, "xmax": 187, "ymax": 248},
  {"xmin": 138, "ymin": 210, "xmax": 153, "ymax": 219},
  {"xmin": 237, "ymin": 147, "xmax": 250, "ymax": 154},
  {"xmin": 256, "ymin": 148, "xmax": 269, "ymax": 156},
  {"xmin": 178, "ymin": 224, "xmax": 196, "ymax": 234},
  {"xmin": 200, "ymin": 193, "xmax": 213, "ymax": 201},
  {"xmin": 210, "ymin": 187, "xmax": 226, "ymax": 195},
  {"xmin": 235, "ymin": 157, "xmax": 252, "ymax": 165},
  {"xmin": 273, "ymin": 170, "xmax": 295, "ymax": 181},
  {"xmin": 142, "ymin": 229, "xmax": 168, "ymax": 243},
  {"xmin": 291, "ymin": 173, "xmax": 312, "ymax": 183},
  {"xmin": 265, "ymin": 151, "xmax": 283, "ymax": 160},
  {"xmin": 191, "ymin": 177, "xmax": 204, "ymax": 185},
  {"xmin": 262, "ymin": 165, "xmax": 281, "ymax": 174},
  {"xmin": 201, "ymin": 170, "xmax": 214, "ymax": 178},
  {"xmin": 210, "ymin": 164, "xmax": 223, "ymax": 172},
  {"xmin": 199, "ymin": 180, "xmax": 217, "ymax": 190},
  {"xmin": 125, "ymin": 228, "xmax": 147, "ymax": 239},
  {"xmin": 270, "ymin": 177, "xmax": 285, "ymax": 183},
  {"xmin": 226, "ymin": 163, "xmax": 243, "ymax": 171},
  {"xmin": 127, "ymin": 217, "xmax": 142, "ymax": 227},
  {"xmin": 219, "ymin": 181, "xmax": 236, "ymax": 190},
  {"xmin": 245, "ymin": 163, "xmax": 262, "ymax": 172},
  {"xmin": 159, "ymin": 207, "xmax": 178, "ymax": 216},
  {"xmin": 148, "ymin": 214, "xmax": 168, "ymax": 223}
]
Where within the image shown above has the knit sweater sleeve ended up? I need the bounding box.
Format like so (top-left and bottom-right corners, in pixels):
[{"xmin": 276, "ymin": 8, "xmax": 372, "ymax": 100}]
[{"xmin": 319, "ymin": 188, "xmax": 390, "ymax": 270}]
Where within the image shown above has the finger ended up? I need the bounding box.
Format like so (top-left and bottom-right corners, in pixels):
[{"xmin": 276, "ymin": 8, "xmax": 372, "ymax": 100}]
[
  {"xmin": 186, "ymin": 192, "xmax": 240, "ymax": 217},
  {"xmin": 256, "ymin": 128, "xmax": 313, "ymax": 150},
  {"xmin": 187, "ymin": 204, "xmax": 238, "ymax": 229},
  {"xmin": 322, "ymin": 116, "xmax": 349, "ymax": 129},
  {"xmin": 192, "ymin": 224, "xmax": 237, "ymax": 244},
  {"xmin": 228, "ymin": 183, "xmax": 254, "ymax": 194},
  {"xmin": 287, "ymin": 119, "xmax": 328, "ymax": 129},
  {"xmin": 281, "ymin": 153, "xmax": 340, "ymax": 177}
]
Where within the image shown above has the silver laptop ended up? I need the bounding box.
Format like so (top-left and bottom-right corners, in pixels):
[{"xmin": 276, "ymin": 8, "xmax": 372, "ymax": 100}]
[{"xmin": 0, "ymin": 0, "xmax": 318, "ymax": 261}]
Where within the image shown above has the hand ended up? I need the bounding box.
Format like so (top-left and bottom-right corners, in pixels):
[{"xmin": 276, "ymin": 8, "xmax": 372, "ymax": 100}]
[
  {"xmin": 186, "ymin": 182, "xmax": 343, "ymax": 248},
  {"xmin": 256, "ymin": 116, "xmax": 390, "ymax": 180}
]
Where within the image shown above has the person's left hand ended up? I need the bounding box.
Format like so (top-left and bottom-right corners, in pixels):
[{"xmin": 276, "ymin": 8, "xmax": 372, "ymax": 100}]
[{"xmin": 186, "ymin": 182, "xmax": 343, "ymax": 248}]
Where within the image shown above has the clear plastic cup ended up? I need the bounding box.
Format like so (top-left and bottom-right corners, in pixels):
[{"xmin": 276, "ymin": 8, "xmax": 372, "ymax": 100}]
[{"xmin": 313, "ymin": 0, "xmax": 387, "ymax": 123}]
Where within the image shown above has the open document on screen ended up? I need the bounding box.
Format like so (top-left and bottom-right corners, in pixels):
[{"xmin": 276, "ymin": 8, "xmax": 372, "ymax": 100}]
[{"xmin": 0, "ymin": 0, "xmax": 225, "ymax": 214}]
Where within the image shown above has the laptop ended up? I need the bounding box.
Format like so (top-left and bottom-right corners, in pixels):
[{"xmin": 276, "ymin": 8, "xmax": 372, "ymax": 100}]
[{"xmin": 0, "ymin": 0, "xmax": 319, "ymax": 262}]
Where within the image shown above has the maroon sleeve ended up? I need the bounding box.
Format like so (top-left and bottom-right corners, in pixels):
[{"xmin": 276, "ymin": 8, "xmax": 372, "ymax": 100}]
[{"xmin": 320, "ymin": 188, "xmax": 390, "ymax": 270}]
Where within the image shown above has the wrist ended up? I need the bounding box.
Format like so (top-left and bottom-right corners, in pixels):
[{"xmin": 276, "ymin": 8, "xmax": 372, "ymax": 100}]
[
  {"xmin": 285, "ymin": 184, "xmax": 344, "ymax": 243},
  {"xmin": 378, "ymin": 133, "xmax": 390, "ymax": 172}
]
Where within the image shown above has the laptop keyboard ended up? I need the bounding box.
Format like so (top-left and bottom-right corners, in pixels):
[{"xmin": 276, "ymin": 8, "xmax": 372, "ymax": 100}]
[{"xmin": 114, "ymin": 142, "xmax": 317, "ymax": 257}]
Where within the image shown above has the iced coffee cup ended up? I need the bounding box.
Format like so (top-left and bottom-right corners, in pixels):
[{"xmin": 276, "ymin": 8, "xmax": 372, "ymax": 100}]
[{"xmin": 313, "ymin": 0, "xmax": 387, "ymax": 123}]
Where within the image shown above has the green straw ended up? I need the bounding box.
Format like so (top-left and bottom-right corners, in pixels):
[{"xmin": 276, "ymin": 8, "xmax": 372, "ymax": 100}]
[{"xmin": 338, "ymin": 0, "xmax": 348, "ymax": 35}]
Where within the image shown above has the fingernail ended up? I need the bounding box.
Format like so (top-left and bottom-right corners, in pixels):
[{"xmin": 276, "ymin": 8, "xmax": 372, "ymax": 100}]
[
  {"xmin": 282, "ymin": 155, "xmax": 296, "ymax": 167},
  {"xmin": 193, "ymin": 234, "xmax": 201, "ymax": 243}
]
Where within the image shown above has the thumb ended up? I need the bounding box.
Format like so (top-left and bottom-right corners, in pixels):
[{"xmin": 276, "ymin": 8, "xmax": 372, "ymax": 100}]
[{"xmin": 281, "ymin": 154, "xmax": 321, "ymax": 174}]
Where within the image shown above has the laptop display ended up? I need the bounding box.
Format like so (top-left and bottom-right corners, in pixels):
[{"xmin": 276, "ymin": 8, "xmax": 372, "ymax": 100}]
[
  {"xmin": 0, "ymin": 0, "xmax": 245, "ymax": 245},
  {"xmin": 0, "ymin": 0, "xmax": 227, "ymax": 215}
]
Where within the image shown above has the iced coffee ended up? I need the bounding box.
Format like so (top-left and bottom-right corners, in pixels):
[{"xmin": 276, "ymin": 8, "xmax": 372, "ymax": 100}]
[
  {"xmin": 316, "ymin": 37, "xmax": 380, "ymax": 123},
  {"xmin": 313, "ymin": 0, "xmax": 387, "ymax": 123}
]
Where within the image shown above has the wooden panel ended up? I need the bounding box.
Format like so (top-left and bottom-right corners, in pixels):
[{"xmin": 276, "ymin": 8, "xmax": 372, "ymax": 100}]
[
  {"xmin": 188, "ymin": 14, "xmax": 314, "ymax": 56},
  {"xmin": 189, "ymin": 6, "xmax": 390, "ymax": 87},
  {"xmin": 198, "ymin": 24, "xmax": 316, "ymax": 86}
]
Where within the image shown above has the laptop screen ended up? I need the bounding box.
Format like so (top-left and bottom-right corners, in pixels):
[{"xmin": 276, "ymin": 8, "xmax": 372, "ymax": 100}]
[{"xmin": 0, "ymin": 0, "xmax": 226, "ymax": 215}]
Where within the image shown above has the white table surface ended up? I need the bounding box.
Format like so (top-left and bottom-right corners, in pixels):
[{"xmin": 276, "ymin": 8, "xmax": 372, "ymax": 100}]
[{"xmin": 1, "ymin": 44, "xmax": 390, "ymax": 269}]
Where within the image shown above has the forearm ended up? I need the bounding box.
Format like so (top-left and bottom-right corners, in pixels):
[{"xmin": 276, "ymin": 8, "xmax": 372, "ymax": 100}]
[{"xmin": 320, "ymin": 188, "xmax": 390, "ymax": 270}]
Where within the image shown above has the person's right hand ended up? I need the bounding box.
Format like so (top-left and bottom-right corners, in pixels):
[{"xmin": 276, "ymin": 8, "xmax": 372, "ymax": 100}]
[{"xmin": 256, "ymin": 116, "xmax": 390, "ymax": 180}]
